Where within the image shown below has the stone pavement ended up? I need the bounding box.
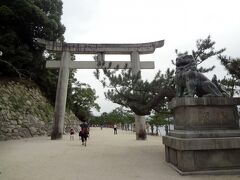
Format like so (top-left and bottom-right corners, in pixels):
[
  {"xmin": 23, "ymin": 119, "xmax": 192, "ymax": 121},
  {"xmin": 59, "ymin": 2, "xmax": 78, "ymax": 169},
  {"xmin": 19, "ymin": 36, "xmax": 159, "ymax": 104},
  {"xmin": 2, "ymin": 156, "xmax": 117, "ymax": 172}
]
[{"xmin": 0, "ymin": 127, "xmax": 239, "ymax": 180}]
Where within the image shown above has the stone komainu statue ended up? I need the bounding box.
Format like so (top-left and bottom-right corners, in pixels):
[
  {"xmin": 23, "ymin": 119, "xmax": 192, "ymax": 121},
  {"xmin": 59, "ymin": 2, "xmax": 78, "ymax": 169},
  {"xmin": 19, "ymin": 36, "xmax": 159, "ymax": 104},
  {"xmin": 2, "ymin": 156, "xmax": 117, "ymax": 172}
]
[{"xmin": 175, "ymin": 54, "xmax": 223, "ymax": 97}]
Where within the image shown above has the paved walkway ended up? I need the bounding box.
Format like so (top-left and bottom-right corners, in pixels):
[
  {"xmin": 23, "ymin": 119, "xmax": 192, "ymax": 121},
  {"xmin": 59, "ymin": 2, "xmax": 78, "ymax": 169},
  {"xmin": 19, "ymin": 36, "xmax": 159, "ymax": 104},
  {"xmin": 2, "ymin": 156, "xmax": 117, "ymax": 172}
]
[{"xmin": 0, "ymin": 128, "xmax": 239, "ymax": 180}]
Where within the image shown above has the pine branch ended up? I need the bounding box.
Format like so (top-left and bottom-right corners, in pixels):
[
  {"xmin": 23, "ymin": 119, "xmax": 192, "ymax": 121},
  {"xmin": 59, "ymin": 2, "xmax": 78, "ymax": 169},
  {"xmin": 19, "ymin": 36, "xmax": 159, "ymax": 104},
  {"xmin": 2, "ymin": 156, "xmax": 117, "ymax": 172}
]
[{"xmin": 0, "ymin": 59, "xmax": 25, "ymax": 79}]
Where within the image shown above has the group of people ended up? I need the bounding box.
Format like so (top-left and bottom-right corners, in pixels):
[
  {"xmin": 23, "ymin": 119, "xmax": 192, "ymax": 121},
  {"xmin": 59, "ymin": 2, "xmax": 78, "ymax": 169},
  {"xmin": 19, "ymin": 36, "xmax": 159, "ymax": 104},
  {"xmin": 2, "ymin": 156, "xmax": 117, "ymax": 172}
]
[
  {"xmin": 100, "ymin": 124, "xmax": 118, "ymax": 134},
  {"xmin": 70, "ymin": 123, "xmax": 119, "ymax": 146},
  {"xmin": 69, "ymin": 121, "xmax": 89, "ymax": 146}
]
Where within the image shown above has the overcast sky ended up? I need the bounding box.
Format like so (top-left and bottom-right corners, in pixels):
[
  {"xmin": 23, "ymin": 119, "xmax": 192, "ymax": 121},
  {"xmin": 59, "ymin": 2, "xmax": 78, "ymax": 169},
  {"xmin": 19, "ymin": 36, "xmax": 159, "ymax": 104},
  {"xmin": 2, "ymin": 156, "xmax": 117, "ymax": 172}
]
[{"xmin": 61, "ymin": 0, "xmax": 240, "ymax": 115}]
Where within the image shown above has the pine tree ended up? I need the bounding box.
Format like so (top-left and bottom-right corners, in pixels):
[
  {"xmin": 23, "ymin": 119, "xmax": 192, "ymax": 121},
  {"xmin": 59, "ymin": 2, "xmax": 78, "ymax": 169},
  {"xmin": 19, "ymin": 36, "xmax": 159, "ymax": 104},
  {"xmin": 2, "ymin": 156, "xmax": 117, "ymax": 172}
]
[
  {"xmin": 174, "ymin": 35, "xmax": 226, "ymax": 72},
  {"xmin": 95, "ymin": 67, "xmax": 175, "ymax": 116},
  {"xmin": 218, "ymin": 55, "xmax": 240, "ymax": 80},
  {"xmin": 94, "ymin": 56, "xmax": 175, "ymax": 140},
  {"xmin": 218, "ymin": 55, "xmax": 240, "ymax": 96}
]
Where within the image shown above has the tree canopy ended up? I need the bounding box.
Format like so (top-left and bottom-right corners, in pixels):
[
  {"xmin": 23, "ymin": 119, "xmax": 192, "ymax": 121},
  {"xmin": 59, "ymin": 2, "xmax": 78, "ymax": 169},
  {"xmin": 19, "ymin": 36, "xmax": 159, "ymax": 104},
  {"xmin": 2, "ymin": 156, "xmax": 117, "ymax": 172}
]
[
  {"xmin": 218, "ymin": 55, "xmax": 240, "ymax": 80},
  {"xmin": 0, "ymin": 0, "xmax": 65, "ymax": 102},
  {"xmin": 90, "ymin": 107, "xmax": 134, "ymax": 126},
  {"xmin": 68, "ymin": 82, "xmax": 100, "ymax": 121},
  {"xmin": 218, "ymin": 55, "xmax": 240, "ymax": 96},
  {"xmin": 174, "ymin": 35, "xmax": 226, "ymax": 73},
  {"xmin": 94, "ymin": 35, "xmax": 237, "ymax": 117},
  {"xmin": 94, "ymin": 66, "xmax": 175, "ymax": 116},
  {"xmin": 0, "ymin": 0, "xmax": 100, "ymax": 121},
  {"xmin": 0, "ymin": 0, "xmax": 65, "ymax": 76}
]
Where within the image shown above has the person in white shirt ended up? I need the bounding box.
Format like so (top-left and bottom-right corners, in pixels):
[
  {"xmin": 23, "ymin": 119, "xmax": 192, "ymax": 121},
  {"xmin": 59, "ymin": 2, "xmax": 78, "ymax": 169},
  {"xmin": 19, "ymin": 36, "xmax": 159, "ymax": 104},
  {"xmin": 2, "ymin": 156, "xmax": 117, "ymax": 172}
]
[{"xmin": 113, "ymin": 124, "xmax": 117, "ymax": 135}]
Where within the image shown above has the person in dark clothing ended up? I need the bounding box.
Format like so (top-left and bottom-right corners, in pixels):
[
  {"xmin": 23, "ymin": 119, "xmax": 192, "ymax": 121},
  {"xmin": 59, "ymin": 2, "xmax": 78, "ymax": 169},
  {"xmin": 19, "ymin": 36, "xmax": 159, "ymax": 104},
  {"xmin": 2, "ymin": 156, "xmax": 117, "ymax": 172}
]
[
  {"xmin": 79, "ymin": 121, "xmax": 89, "ymax": 146},
  {"xmin": 70, "ymin": 128, "xmax": 74, "ymax": 141},
  {"xmin": 113, "ymin": 124, "xmax": 117, "ymax": 135},
  {"xmin": 78, "ymin": 130, "xmax": 82, "ymax": 140},
  {"xmin": 165, "ymin": 125, "xmax": 169, "ymax": 135}
]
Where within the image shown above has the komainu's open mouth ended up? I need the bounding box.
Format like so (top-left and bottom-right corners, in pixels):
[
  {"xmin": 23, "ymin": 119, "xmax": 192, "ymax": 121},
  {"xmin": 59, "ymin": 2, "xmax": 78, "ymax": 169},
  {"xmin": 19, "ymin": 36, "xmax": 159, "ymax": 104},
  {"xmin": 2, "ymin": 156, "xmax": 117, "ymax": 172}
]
[{"xmin": 176, "ymin": 55, "xmax": 194, "ymax": 67}]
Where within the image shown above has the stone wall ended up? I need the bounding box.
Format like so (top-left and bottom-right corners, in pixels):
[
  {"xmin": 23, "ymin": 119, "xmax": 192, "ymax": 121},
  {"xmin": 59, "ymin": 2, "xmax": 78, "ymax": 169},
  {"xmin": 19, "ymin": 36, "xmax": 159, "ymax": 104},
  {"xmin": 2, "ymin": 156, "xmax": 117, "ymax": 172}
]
[{"xmin": 0, "ymin": 79, "xmax": 79, "ymax": 140}]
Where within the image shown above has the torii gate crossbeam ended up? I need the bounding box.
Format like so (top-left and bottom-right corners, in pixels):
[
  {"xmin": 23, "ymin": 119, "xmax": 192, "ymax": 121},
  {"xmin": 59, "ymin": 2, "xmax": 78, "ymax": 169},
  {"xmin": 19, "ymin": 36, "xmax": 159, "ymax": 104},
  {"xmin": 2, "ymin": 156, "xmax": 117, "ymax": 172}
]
[{"xmin": 36, "ymin": 39, "xmax": 164, "ymax": 140}]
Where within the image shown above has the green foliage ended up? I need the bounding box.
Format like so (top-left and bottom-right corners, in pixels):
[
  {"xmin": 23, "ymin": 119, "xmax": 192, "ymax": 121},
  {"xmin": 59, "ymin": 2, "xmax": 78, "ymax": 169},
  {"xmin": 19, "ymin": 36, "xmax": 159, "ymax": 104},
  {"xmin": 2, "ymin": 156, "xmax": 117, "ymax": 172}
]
[
  {"xmin": 217, "ymin": 55, "xmax": 240, "ymax": 97},
  {"xmin": 219, "ymin": 77, "xmax": 240, "ymax": 97},
  {"xmin": 0, "ymin": 1, "xmax": 100, "ymax": 122},
  {"xmin": 0, "ymin": 0, "xmax": 65, "ymax": 102},
  {"xmin": 0, "ymin": 79, "xmax": 55, "ymax": 122},
  {"xmin": 94, "ymin": 65, "xmax": 175, "ymax": 115},
  {"xmin": 147, "ymin": 112, "xmax": 172, "ymax": 135},
  {"xmin": 94, "ymin": 36, "xmax": 225, "ymax": 116},
  {"xmin": 105, "ymin": 107, "xmax": 134, "ymax": 125},
  {"xmin": 148, "ymin": 113, "xmax": 169, "ymax": 127},
  {"xmin": 89, "ymin": 116, "xmax": 103, "ymax": 126},
  {"xmin": 174, "ymin": 35, "xmax": 226, "ymax": 73},
  {"xmin": 218, "ymin": 55, "xmax": 240, "ymax": 80},
  {"xmin": 68, "ymin": 82, "xmax": 100, "ymax": 121},
  {"xmin": 90, "ymin": 107, "xmax": 134, "ymax": 126}
]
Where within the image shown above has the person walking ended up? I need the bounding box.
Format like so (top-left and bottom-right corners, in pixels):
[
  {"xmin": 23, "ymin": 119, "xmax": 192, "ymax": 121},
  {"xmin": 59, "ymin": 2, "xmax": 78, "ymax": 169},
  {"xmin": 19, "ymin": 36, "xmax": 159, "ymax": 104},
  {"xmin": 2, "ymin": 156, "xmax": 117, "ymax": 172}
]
[
  {"xmin": 79, "ymin": 121, "xmax": 89, "ymax": 146},
  {"xmin": 70, "ymin": 128, "xmax": 74, "ymax": 141},
  {"xmin": 113, "ymin": 124, "xmax": 117, "ymax": 135},
  {"xmin": 165, "ymin": 125, "xmax": 169, "ymax": 135}
]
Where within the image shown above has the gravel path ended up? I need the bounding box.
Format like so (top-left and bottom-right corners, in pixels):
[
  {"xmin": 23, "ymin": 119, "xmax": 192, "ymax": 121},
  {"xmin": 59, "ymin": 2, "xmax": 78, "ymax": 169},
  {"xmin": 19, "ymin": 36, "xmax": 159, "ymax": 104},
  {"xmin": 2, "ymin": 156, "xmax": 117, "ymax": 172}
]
[{"xmin": 0, "ymin": 127, "xmax": 239, "ymax": 180}]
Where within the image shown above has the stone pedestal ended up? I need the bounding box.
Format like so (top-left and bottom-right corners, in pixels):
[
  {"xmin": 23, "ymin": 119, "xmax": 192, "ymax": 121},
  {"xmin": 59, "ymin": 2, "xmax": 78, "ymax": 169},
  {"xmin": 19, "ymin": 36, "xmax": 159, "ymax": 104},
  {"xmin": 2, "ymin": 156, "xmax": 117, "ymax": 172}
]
[{"xmin": 163, "ymin": 97, "xmax": 240, "ymax": 175}]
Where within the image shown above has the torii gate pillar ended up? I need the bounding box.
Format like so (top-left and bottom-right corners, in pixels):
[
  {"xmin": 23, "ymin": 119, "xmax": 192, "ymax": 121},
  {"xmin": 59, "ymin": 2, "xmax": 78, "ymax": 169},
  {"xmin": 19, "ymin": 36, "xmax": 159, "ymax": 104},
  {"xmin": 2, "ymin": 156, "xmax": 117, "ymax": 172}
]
[
  {"xmin": 35, "ymin": 38, "xmax": 164, "ymax": 140},
  {"xmin": 131, "ymin": 51, "xmax": 147, "ymax": 140},
  {"xmin": 51, "ymin": 51, "xmax": 70, "ymax": 139}
]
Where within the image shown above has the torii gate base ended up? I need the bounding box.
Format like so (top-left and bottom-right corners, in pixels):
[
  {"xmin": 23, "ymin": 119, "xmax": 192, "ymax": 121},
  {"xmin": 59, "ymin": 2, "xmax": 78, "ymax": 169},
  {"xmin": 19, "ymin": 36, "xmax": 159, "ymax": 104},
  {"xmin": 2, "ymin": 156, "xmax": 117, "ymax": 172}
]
[{"xmin": 36, "ymin": 39, "xmax": 164, "ymax": 140}]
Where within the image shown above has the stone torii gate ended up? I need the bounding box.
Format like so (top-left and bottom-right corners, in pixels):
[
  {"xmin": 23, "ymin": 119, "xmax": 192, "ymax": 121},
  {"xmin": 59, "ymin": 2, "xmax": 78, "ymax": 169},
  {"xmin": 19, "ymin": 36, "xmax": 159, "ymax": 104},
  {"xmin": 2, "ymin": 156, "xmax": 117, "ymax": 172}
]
[{"xmin": 36, "ymin": 39, "xmax": 164, "ymax": 140}]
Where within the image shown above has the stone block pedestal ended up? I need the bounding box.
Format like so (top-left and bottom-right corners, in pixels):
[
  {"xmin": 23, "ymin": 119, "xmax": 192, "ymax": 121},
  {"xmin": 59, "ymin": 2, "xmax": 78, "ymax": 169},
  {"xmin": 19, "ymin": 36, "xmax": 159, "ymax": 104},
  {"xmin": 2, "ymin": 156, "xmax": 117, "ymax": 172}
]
[{"xmin": 163, "ymin": 97, "xmax": 240, "ymax": 175}]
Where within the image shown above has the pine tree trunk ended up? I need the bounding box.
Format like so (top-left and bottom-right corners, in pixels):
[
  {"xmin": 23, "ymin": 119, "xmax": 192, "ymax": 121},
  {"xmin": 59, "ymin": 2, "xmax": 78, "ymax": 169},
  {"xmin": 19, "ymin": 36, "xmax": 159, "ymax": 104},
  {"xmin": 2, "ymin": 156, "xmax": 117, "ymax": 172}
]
[{"xmin": 135, "ymin": 115, "xmax": 147, "ymax": 140}]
